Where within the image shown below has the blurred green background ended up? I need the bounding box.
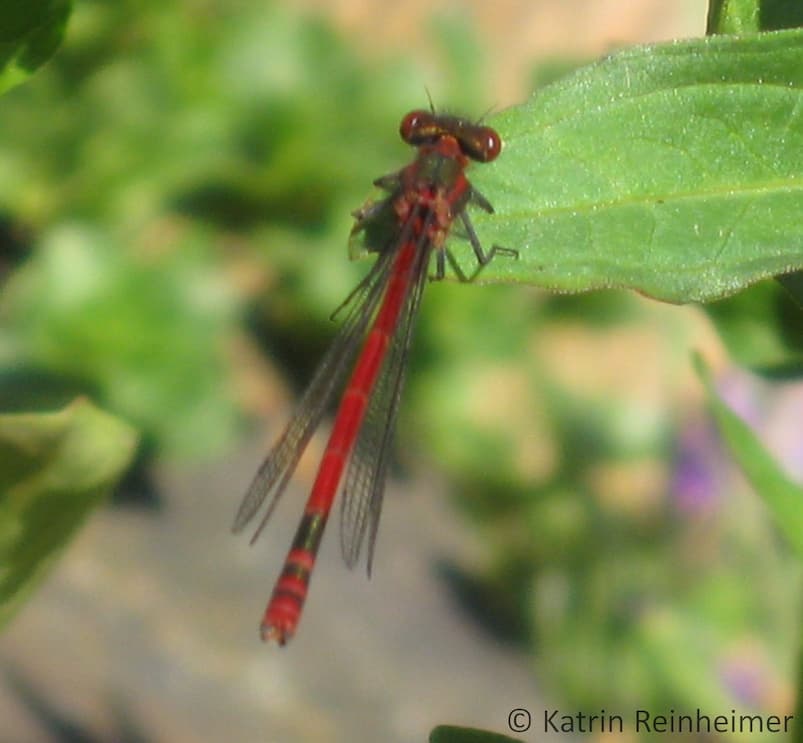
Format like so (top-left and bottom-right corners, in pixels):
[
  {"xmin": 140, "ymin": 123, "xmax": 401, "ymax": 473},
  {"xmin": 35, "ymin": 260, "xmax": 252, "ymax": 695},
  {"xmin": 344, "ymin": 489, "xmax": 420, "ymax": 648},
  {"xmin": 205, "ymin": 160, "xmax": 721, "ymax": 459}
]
[{"xmin": 1, "ymin": 0, "xmax": 801, "ymax": 741}]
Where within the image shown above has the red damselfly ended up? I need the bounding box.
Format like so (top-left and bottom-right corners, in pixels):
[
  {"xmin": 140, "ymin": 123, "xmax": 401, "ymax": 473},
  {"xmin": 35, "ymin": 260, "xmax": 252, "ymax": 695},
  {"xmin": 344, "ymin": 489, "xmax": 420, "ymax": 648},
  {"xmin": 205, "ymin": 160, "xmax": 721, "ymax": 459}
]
[{"xmin": 233, "ymin": 109, "xmax": 516, "ymax": 645}]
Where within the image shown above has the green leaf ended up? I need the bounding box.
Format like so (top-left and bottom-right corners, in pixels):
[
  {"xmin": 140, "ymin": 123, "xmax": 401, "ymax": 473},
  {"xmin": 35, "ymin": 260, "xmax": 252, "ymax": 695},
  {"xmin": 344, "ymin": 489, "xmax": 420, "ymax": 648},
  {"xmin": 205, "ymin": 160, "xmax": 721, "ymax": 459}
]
[
  {"xmin": 0, "ymin": 399, "xmax": 138, "ymax": 630},
  {"xmin": 0, "ymin": 0, "xmax": 71, "ymax": 95},
  {"xmin": 429, "ymin": 725, "xmax": 524, "ymax": 743},
  {"xmin": 469, "ymin": 30, "xmax": 803, "ymax": 303},
  {"xmin": 694, "ymin": 353, "xmax": 803, "ymax": 559},
  {"xmin": 0, "ymin": 224, "xmax": 242, "ymax": 458}
]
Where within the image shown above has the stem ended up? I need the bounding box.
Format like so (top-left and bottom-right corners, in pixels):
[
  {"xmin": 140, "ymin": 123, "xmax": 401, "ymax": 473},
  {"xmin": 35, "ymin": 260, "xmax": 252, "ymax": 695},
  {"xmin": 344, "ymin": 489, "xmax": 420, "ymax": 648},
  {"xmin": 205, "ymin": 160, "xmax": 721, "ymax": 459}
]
[{"xmin": 795, "ymin": 607, "xmax": 803, "ymax": 743}]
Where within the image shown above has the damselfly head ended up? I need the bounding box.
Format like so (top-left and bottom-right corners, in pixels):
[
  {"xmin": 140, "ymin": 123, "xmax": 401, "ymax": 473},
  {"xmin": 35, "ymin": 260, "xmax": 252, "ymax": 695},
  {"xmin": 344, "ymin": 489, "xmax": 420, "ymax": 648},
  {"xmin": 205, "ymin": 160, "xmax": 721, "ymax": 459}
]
[{"xmin": 399, "ymin": 110, "xmax": 502, "ymax": 163}]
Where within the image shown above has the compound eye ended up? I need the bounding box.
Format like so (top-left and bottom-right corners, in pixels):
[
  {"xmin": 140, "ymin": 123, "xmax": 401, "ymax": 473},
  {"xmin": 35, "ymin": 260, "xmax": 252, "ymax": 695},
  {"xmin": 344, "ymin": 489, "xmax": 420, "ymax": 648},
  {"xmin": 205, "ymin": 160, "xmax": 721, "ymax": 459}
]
[
  {"xmin": 400, "ymin": 110, "xmax": 433, "ymax": 144},
  {"xmin": 476, "ymin": 127, "xmax": 502, "ymax": 162}
]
